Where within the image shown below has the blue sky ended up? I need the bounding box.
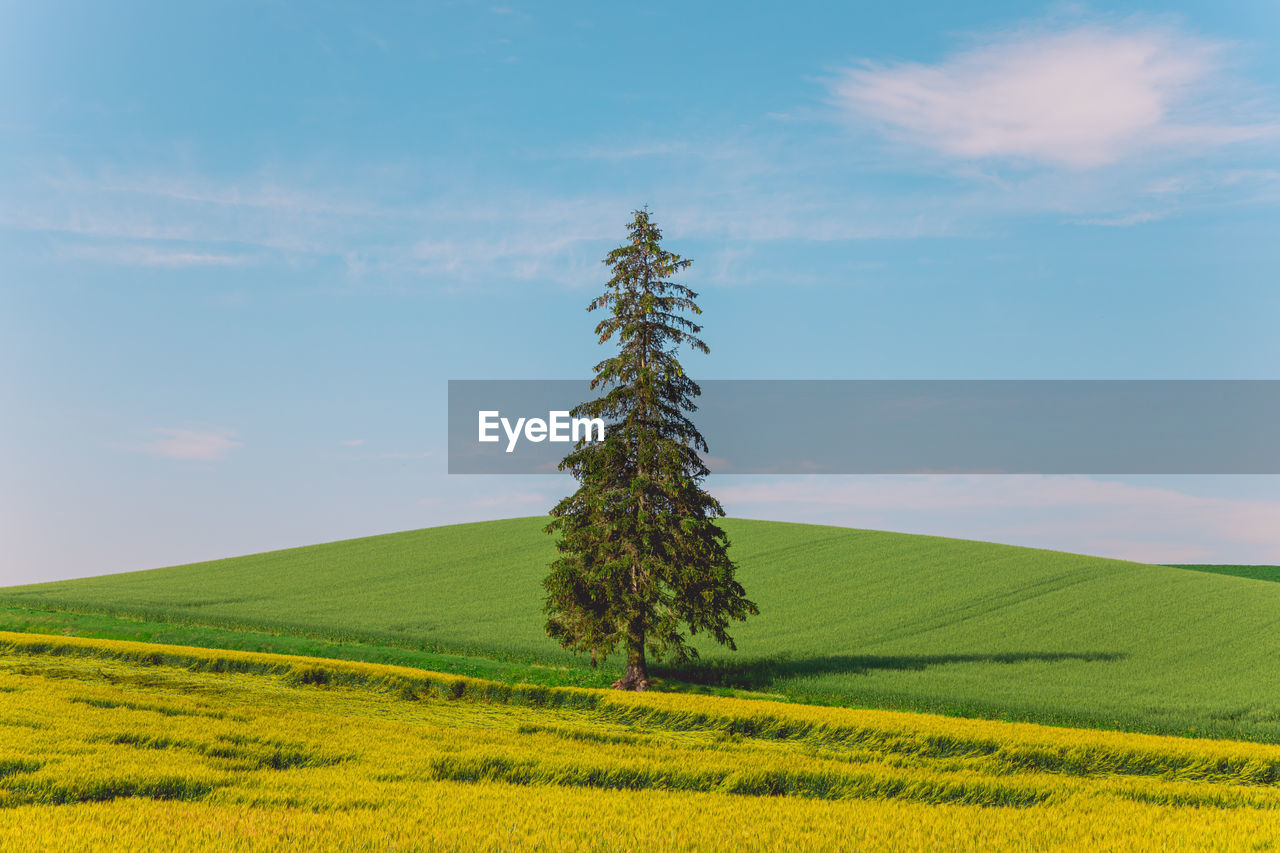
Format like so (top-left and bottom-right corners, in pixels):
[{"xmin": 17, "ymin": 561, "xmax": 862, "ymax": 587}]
[{"xmin": 3, "ymin": 1, "xmax": 1279, "ymax": 582}]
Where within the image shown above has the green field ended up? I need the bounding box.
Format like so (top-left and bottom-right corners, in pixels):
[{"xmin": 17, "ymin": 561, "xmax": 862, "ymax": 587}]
[
  {"xmin": 1171, "ymin": 564, "xmax": 1280, "ymax": 584},
  {"xmin": 3, "ymin": 518, "xmax": 1279, "ymax": 742}
]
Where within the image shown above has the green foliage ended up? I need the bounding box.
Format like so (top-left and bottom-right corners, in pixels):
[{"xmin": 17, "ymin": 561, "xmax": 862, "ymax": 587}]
[
  {"xmin": 4, "ymin": 518, "xmax": 1280, "ymax": 741},
  {"xmin": 544, "ymin": 209, "xmax": 756, "ymax": 686}
]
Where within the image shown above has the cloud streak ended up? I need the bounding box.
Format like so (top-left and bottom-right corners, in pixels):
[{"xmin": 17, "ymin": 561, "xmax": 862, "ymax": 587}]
[
  {"xmin": 133, "ymin": 428, "xmax": 243, "ymax": 461},
  {"xmin": 64, "ymin": 245, "xmax": 251, "ymax": 267}
]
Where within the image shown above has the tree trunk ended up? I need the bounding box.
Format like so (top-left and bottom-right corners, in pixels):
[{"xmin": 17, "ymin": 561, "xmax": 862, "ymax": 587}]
[
  {"xmin": 615, "ymin": 250, "xmax": 653, "ymax": 694},
  {"xmin": 612, "ymin": 625, "xmax": 649, "ymax": 691}
]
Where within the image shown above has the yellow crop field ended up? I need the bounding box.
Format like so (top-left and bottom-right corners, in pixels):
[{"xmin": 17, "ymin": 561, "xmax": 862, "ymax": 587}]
[{"xmin": 1, "ymin": 631, "xmax": 1278, "ymax": 851}]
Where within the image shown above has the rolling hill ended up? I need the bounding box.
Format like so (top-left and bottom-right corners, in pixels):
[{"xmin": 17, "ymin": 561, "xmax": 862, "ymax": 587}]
[{"xmin": 3, "ymin": 518, "xmax": 1279, "ymax": 741}]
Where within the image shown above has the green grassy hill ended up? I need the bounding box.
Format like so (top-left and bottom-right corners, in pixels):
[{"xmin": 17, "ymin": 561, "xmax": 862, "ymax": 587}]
[{"xmin": 4, "ymin": 518, "xmax": 1279, "ymax": 741}]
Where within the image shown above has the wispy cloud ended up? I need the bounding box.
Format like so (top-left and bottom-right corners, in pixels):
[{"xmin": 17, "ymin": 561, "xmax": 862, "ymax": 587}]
[
  {"xmin": 832, "ymin": 20, "xmax": 1276, "ymax": 168},
  {"xmin": 0, "ymin": 171, "xmax": 393, "ymax": 267},
  {"xmin": 130, "ymin": 428, "xmax": 243, "ymax": 461},
  {"xmin": 1077, "ymin": 210, "xmax": 1166, "ymax": 227},
  {"xmin": 717, "ymin": 475, "xmax": 1280, "ymax": 563},
  {"xmin": 89, "ymin": 176, "xmax": 378, "ymax": 216},
  {"xmin": 64, "ymin": 245, "xmax": 251, "ymax": 267},
  {"xmin": 400, "ymin": 194, "xmax": 627, "ymax": 285},
  {"xmin": 4, "ymin": 65, "xmax": 1274, "ymax": 288},
  {"xmin": 579, "ymin": 141, "xmax": 691, "ymax": 160}
]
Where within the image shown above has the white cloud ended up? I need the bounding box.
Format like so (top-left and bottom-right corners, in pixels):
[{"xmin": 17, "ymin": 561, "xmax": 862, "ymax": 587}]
[
  {"xmin": 341, "ymin": 438, "xmax": 366, "ymax": 447},
  {"xmin": 3, "ymin": 144, "xmax": 973, "ymax": 287},
  {"xmin": 1077, "ymin": 210, "xmax": 1165, "ymax": 227},
  {"xmin": 4, "ymin": 93, "xmax": 1272, "ymax": 287},
  {"xmin": 65, "ymin": 245, "xmax": 250, "ymax": 267},
  {"xmin": 0, "ymin": 171, "xmax": 389, "ymax": 266},
  {"xmin": 717, "ymin": 475, "xmax": 1280, "ymax": 564},
  {"xmin": 135, "ymin": 428, "xmax": 242, "ymax": 461},
  {"xmin": 832, "ymin": 22, "xmax": 1276, "ymax": 168}
]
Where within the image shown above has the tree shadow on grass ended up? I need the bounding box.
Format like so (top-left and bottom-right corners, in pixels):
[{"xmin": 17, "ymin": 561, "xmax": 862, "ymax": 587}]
[{"xmin": 656, "ymin": 650, "xmax": 1127, "ymax": 692}]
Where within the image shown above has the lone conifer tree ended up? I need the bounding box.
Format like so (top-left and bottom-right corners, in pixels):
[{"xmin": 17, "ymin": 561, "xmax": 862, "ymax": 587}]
[{"xmin": 544, "ymin": 208, "xmax": 757, "ymax": 691}]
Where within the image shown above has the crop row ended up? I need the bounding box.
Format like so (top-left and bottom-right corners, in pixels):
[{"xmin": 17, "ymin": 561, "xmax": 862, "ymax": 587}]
[{"xmin": 1, "ymin": 632, "xmax": 1278, "ymax": 850}]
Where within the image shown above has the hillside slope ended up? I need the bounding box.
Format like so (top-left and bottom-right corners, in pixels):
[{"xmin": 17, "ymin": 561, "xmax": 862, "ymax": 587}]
[{"xmin": 4, "ymin": 518, "xmax": 1279, "ymax": 740}]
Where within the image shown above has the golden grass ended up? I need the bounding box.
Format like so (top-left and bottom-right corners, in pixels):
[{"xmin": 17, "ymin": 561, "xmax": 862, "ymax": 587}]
[{"xmin": 1, "ymin": 631, "xmax": 1278, "ymax": 851}]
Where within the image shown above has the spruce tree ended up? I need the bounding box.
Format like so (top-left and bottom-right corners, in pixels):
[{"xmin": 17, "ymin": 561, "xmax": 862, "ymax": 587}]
[{"xmin": 543, "ymin": 208, "xmax": 757, "ymax": 691}]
